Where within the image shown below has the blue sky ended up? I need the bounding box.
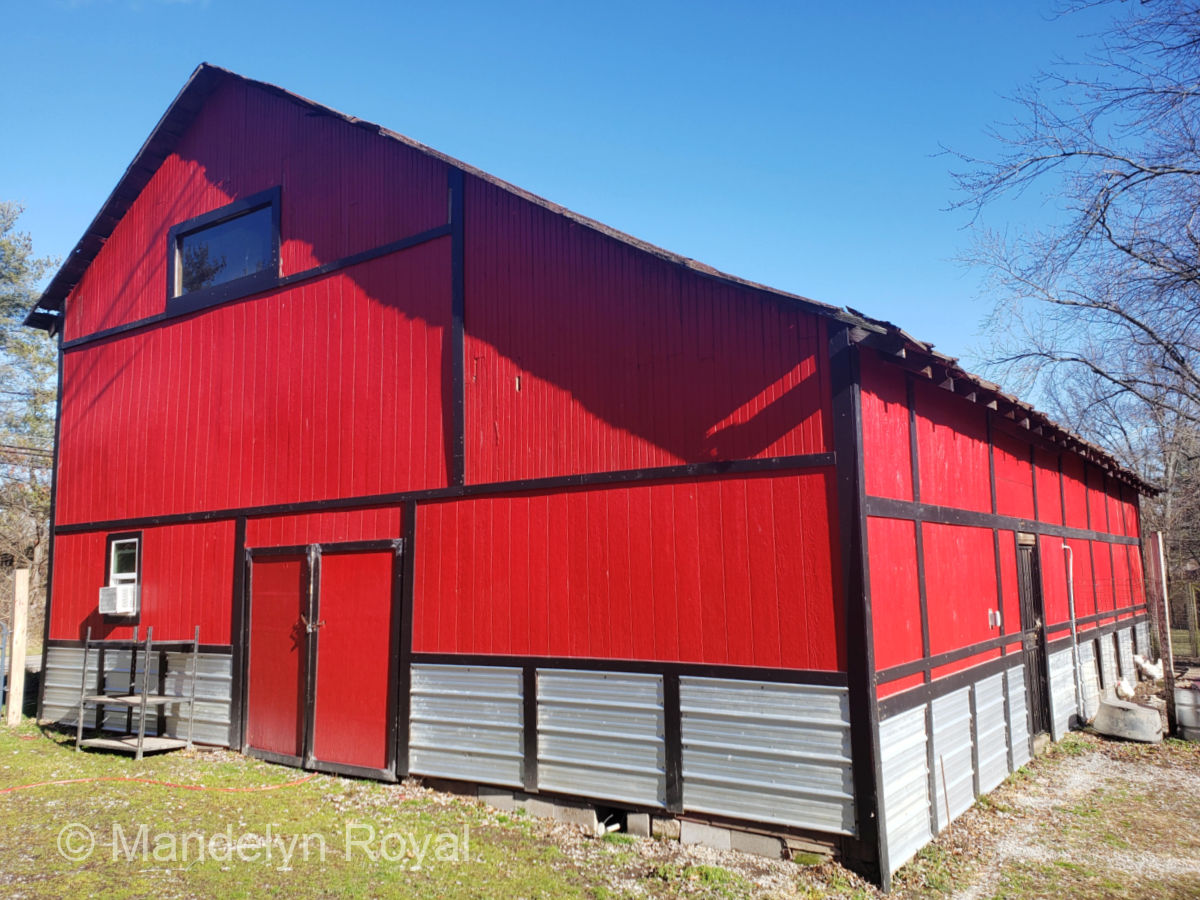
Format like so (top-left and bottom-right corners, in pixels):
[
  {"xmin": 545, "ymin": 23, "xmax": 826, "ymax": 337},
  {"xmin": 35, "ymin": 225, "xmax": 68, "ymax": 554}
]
[{"xmin": 2, "ymin": 0, "xmax": 1122, "ymax": 373}]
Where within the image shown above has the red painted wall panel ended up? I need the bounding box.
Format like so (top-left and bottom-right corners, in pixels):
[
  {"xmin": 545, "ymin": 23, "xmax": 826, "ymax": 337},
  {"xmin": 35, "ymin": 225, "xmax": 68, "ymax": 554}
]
[
  {"xmin": 993, "ymin": 428, "xmax": 1035, "ymax": 520},
  {"xmin": 923, "ymin": 523, "xmax": 999, "ymax": 656},
  {"xmin": 997, "ymin": 530, "xmax": 1021, "ymax": 637},
  {"xmin": 57, "ymin": 245, "xmax": 450, "ymax": 524},
  {"xmin": 64, "ymin": 80, "xmax": 448, "ymax": 342},
  {"xmin": 866, "ymin": 517, "xmax": 923, "ymax": 673},
  {"xmin": 1064, "ymin": 537, "xmax": 1096, "ymax": 622},
  {"xmin": 1039, "ymin": 535, "xmax": 1069, "ymax": 626},
  {"xmin": 1034, "ymin": 448, "xmax": 1063, "ymax": 525},
  {"xmin": 1060, "ymin": 454, "xmax": 1088, "ymax": 530},
  {"xmin": 49, "ymin": 520, "xmax": 234, "ymax": 643},
  {"xmin": 912, "ymin": 380, "xmax": 991, "ymax": 513},
  {"xmin": 412, "ymin": 471, "xmax": 843, "ymax": 670},
  {"xmin": 1087, "ymin": 467, "xmax": 1111, "ymax": 532},
  {"xmin": 860, "ymin": 352, "xmax": 913, "ymax": 501},
  {"xmin": 244, "ymin": 508, "xmax": 404, "ymax": 548},
  {"xmin": 245, "ymin": 554, "xmax": 306, "ymax": 757},
  {"xmin": 1092, "ymin": 541, "xmax": 1115, "ymax": 614},
  {"xmin": 461, "ymin": 176, "xmax": 833, "ymax": 482}
]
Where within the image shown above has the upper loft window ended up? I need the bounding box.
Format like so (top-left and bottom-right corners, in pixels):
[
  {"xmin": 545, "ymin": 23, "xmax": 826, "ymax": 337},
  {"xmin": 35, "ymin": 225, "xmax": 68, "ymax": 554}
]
[{"xmin": 167, "ymin": 187, "xmax": 280, "ymax": 313}]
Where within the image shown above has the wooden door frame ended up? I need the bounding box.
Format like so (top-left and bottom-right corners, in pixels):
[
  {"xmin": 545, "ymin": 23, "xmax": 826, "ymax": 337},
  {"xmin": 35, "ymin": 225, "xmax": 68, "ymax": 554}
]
[
  {"xmin": 1015, "ymin": 532, "xmax": 1052, "ymax": 737},
  {"xmin": 239, "ymin": 539, "xmax": 405, "ymax": 781}
]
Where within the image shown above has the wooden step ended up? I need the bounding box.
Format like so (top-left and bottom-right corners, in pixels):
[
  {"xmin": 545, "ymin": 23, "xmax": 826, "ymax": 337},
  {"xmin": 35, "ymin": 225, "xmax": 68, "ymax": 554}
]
[{"xmin": 78, "ymin": 735, "xmax": 189, "ymax": 754}]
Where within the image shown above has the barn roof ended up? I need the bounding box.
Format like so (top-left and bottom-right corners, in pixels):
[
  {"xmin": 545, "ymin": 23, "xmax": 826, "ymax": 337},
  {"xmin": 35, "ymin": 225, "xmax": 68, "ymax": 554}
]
[{"xmin": 23, "ymin": 63, "xmax": 1157, "ymax": 495}]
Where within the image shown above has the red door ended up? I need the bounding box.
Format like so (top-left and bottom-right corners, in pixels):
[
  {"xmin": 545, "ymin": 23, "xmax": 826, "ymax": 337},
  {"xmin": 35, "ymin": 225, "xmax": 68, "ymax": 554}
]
[
  {"xmin": 245, "ymin": 554, "xmax": 308, "ymax": 763},
  {"xmin": 243, "ymin": 542, "xmax": 400, "ymax": 779},
  {"xmin": 311, "ymin": 549, "xmax": 396, "ymax": 774}
]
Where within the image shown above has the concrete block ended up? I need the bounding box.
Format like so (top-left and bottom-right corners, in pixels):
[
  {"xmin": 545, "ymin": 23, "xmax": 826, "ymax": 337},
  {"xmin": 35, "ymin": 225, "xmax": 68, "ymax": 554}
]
[
  {"xmin": 477, "ymin": 787, "xmax": 517, "ymax": 812},
  {"xmin": 680, "ymin": 821, "xmax": 732, "ymax": 851},
  {"xmin": 729, "ymin": 830, "xmax": 784, "ymax": 859},
  {"xmin": 651, "ymin": 817, "xmax": 680, "ymax": 840},
  {"xmin": 521, "ymin": 797, "xmax": 556, "ymax": 819},
  {"xmin": 626, "ymin": 813, "xmax": 651, "ymax": 837},
  {"xmin": 1093, "ymin": 698, "xmax": 1163, "ymax": 743},
  {"xmin": 552, "ymin": 802, "xmax": 600, "ymax": 834}
]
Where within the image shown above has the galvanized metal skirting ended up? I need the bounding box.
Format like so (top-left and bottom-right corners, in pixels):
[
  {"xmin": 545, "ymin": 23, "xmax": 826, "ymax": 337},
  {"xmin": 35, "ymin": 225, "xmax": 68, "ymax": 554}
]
[
  {"xmin": 877, "ymin": 704, "xmax": 932, "ymax": 875},
  {"xmin": 1135, "ymin": 621, "xmax": 1151, "ymax": 657},
  {"xmin": 1099, "ymin": 634, "xmax": 1118, "ymax": 689},
  {"xmin": 879, "ymin": 661, "xmax": 1032, "ymax": 876},
  {"xmin": 930, "ymin": 688, "xmax": 974, "ymax": 832},
  {"xmin": 1117, "ymin": 628, "xmax": 1135, "ymax": 682},
  {"xmin": 1007, "ymin": 665, "xmax": 1031, "ymax": 768},
  {"xmin": 1077, "ymin": 641, "xmax": 1101, "ymax": 721},
  {"xmin": 973, "ymin": 672, "xmax": 1008, "ymax": 794},
  {"xmin": 408, "ymin": 664, "xmax": 524, "ymax": 788},
  {"xmin": 679, "ymin": 677, "xmax": 855, "ymax": 836},
  {"xmin": 1048, "ymin": 647, "xmax": 1077, "ymax": 741},
  {"xmin": 537, "ymin": 670, "xmax": 666, "ymax": 808},
  {"xmin": 41, "ymin": 644, "xmax": 232, "ymax": 746}
]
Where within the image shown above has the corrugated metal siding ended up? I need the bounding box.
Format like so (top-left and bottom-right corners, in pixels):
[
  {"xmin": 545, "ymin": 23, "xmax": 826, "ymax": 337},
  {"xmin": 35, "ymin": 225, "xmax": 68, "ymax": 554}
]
[
  {"xmin": 462, "ymin": 175, "xmax": 833, "ymax": 484},
  {"xmin": 412, "ymin": 472, "xmax": 844, "ymax": 670},
  {"xmin": 679, "ymin": 678, "xmax": 854, "ymax": 836},
  {"xmin": 974, "ymin": 673, "xmax": 1008, "ymax": 793},
  {"xmin": 1135, "ymin": 620, "xmax": 1151, "ymax": 656},
  {"xmin": 58, "ymin": 244, "xmax": 451, "ymax": 526},
  {"xmin": 64, "ymin": 78, "xmax": 448, "ymax": 342},
  {"xmin": 1048, "ymin": 648, "xmax": 1077, "ymax": 740},
  {"xmin": 930, "ymin": 688, "xmax": 974, "ymax": 833},
  {"xmin": 408, "ymin": 665, "xmax": 524, "ymax": 788},
  {"xmin": 878, "ymin": 705, "xmax": 932, "ymax": 875},
  {"xmin": 1007, "ymin": 665, "xmax": 1031, "ymax": 767},
  {"xmin": 1078, "ymin": 641, "xmax": 1102, "ymax": 721},
  {"xmin": 1117, "ymin": 628, "xmax": 1135, "ymax": 680},
  {"xmin": 41, "ymin": 645, "xmax": 232, "ymax": 746},
  {"xmin": 50, "ymin": 521, "xmax": 234, "ymax": 643},
  {"xmin": 536, "ymin": 670, "xmax": 665, "ymax": 808},
  {"xmin": 1100, "ymin": 634, "xmax": 1118, "ymax": 689}
]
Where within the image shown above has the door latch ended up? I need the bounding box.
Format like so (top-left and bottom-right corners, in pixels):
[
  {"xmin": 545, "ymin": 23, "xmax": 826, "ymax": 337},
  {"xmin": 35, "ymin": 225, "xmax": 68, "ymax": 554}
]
[{"xmin": 301, "ymin": 615, "xmax": 326, "ymax": 633}]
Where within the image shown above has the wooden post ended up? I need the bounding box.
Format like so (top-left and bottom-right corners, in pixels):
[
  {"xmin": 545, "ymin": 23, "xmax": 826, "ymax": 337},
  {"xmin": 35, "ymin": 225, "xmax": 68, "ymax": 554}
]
[{"xmin": 6, "ymin": 570, "xmax": 30, "ymax": 727}]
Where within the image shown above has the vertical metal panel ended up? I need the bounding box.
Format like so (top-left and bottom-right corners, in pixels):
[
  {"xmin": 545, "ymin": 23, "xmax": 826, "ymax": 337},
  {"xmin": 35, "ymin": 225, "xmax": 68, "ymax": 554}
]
[
  {"xmin": 408, "ymin": 664, "xmax": 524, "ymax": 787},
  {"xmin": 244, "ymin": 508, "xmax": 404, "ymax": 549},
  {"xmin": 867, "ymin": 517, "xmax": 924, "ymax": 691},
  {"xmin": 1007, "ymin": 665, "xmax": 1031, "ymax": 767},
  {"xmin": 859, "ymin": 350, "xmax": 913, "ymax": 502},
  {"xmin": 412, "ymin": 472, "xmax": 843, "ymax": 670},
  {"xmin": 536, "ymin": 670, "xmax": 665, "ymax": 808},
  {"xmin": 58, "ymin": 242, "xmax": 451, "ymax": 526},
  {"xmin": 41, "ymin": 645, "xmax": 231, "ymax": 746},
  {"xmin": 930, "ymin": 687, "xmax": 974, "ymax": 832},
  {"xmin": 1117, "ymin": 628, "xmax": 1135, "ymax": 680},
  {"xmin": 878, "ymin": 704, "xmax": 932, "ymax": 875},
  {"xmin": 1047, "ymin": 647, "xmax": 1077, "ymax": 741},
  {"xmin": 973, "ymin": 673, "xmax": 1008, "ymax": 793},
  {"xmin": 679, "ymin": 677, "xmax": 854, "ymax": 836},
  {"xmin": 1135, "ymin": 620, "xmax": 1151, "ymax": 656},
  {"xmin": 911, "ymin": 378, "xmax": 992, "ymax": 513},
  {"xmin": 49, "ymin": 521, "xmax": 233, "ymax": 643},
  {"xmin": 64, "ymin": 78, "xmax": 448, "ymax": 342},
  {"xmin": 1077, "ymin": 641, "xmax": 1102, "ymax": 721},
  {"xmin": 461, "ymin": 175, "xmax": 833, "ymax": 485},
  {"xmin": 1100, "ymin": 633, "xmax": 1118, "ymax": 688}
]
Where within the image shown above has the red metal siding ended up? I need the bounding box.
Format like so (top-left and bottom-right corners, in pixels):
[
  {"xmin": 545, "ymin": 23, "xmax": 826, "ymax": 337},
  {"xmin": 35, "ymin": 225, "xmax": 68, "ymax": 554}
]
[
  {"xmin": 1039, "ymin": 535, "xmax": 1070, "ymax": 629},
  {"xmin": 49, "ymin": 521, "xmax": 234, "ymax": 643},
  {"xmin": 57, "ymin": 246, "xmax": 450, "ymax": 525},
  {"xmin": 244, "ymin": 508, "xmax": 404, "ymax": 548},
  {"xmin": 1060, "ymin": 454, "xmax": 1088, "ymax": 530},
  {"xmin": 64, "ymin": 79, "xmax": 448, "ymax": 342},
  {"xmin": 912, "ymin": 379, "xmax": 991, "ymax": 513},
  {"xmin": 1092, "ymin": 541, "xmax": 1115, "ymax": 614},
  {"xmin": 461, "ymin": 176, "xmax": 832, "ymax": 482},
  {"xmin": 1087, "ymin": 466, "xmax": 1110, "ymax": 531},
  {"xmin": 1033, "ymin": 448, "xmax": 1063, "ymax": 526},
  {"xmin": 412, "ymin": 471, "xmax": 843, "ymax": 670},
  {"xmin": 923, "ymin": 523, "xmax": 1000, "ymax": 665},
  {"xmin": 997, "ymin": 530, "xmax": 1022, "ymax": 653},
  {"xmin": 1064, "ymin": 537, "xmax": 1096, "ymax": 627},
  {"xmin": 866, "ymin": 516, "xmax": 923, "ymax": 693},
  {"xmin": 993, "ymin": 428, "xmax": 1035, "ymax": 520},
  {"xmin": 245, "ymin": 554, "xmax": 306, "ymax": 757},
  {"xmin": 860, "ymin": 351, "xmax": 913, "ymax": 501}
]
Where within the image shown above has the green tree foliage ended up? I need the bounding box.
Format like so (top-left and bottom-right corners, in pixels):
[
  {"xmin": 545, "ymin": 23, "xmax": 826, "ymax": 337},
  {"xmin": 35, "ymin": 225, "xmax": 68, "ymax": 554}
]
[{"xmin": 0, "ymin": 202, "xmax": 56, "ymax": 628}]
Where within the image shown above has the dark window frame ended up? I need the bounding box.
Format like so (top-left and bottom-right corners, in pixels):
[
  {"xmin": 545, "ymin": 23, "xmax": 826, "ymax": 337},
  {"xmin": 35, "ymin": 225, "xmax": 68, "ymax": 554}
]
[
  {"xmin": 166, "ymin": 186, "xmax": 281, "ymax": 317},
  {"xmin": 103, "ymin": 530, "xmax": 143, "ymax": 623}
]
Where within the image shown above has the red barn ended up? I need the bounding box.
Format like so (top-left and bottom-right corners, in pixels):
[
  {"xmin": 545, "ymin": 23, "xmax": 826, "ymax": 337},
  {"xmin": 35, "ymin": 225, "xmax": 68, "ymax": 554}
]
[{"xmin": 25, "ymin": 64, "xmax": 1155, "ymax": 886}]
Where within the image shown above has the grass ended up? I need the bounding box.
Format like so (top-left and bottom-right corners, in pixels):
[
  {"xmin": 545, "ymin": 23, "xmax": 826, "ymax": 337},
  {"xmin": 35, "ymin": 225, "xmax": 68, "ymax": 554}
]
[{"xmin": 0, "ymin": 717, "xmax": 772, "ymax": 899}]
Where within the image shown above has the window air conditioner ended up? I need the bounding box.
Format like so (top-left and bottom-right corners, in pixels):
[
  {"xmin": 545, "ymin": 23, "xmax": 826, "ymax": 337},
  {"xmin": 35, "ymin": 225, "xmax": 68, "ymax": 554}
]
[{"xmin": 98, "ymin": 584, "xmax": 140, "ymax": 617}]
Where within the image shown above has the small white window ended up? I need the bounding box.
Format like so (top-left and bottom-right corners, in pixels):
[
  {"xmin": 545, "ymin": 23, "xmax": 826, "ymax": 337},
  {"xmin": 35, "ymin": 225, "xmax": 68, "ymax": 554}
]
[{"xmin": 109, "ymin": 537, "xmax": 139, "ymax": 587}]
